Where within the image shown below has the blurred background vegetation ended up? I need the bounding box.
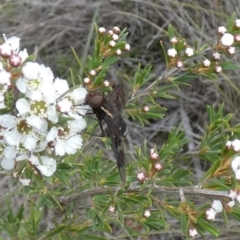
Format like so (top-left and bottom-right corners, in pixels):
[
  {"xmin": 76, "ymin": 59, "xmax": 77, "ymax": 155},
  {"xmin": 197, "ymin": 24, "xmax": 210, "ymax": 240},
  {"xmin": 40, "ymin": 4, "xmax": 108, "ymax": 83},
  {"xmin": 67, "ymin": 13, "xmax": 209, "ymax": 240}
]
[{"xmin": 1, "ymin": 0, "xmax": 240, "ymax": 239}]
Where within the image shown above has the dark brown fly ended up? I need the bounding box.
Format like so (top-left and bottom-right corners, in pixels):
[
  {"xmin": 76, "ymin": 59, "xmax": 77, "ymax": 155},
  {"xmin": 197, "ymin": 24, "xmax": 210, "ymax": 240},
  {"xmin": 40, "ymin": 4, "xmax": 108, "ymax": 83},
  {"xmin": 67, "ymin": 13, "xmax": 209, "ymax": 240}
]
[{"xmin": 86, "ymin": 83, "xmax": 127, "ymax": 183}]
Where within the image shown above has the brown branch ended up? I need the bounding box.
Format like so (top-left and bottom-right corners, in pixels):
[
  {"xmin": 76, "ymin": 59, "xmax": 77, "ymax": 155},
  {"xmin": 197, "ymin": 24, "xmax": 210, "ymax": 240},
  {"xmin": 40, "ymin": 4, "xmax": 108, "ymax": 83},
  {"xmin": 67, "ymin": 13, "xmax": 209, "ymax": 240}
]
[{"xmin": 59, "ymin": 183, "xmax": 230, "ymax": 207}]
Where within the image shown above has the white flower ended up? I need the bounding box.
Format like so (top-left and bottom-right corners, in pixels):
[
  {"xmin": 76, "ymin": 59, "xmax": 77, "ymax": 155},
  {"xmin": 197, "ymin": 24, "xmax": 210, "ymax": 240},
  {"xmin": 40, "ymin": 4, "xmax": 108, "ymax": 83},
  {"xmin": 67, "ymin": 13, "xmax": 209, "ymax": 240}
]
[
  {"xmin": 0, "ymin": 42, "xmax": 13, "ymax": 57},
  {"xmin": 0, "ymin": 93, "xmax": 6, "ymax": 109},
  {"xmin": 47, "ymin": 125, "xmax": 83, "ymax": 156},
  {"xmin": 235, "ymin": 34, "xmax": 240, "ymax": 42},
  {"xmin": 16, "ymin": 97, "xmax": 58, "ymax": 124},
  {"xmin": 143, "ymin": 210, "xmax": 151, "ymax": 218},
  {"xmin": 116, "ymin": 49, "xmax": 121, "ymax": 55},
  {"xmin": 0, "ymin": 114, "xmax": 16, "ymax": 128},
  {"xmin": 17, "ymin": 63, "xmax": 56, "ymax": 103},
  {"xmin": 142, "ymin": 105, "xmax": 149, "ymax": 112},
  {"xmin": 150, "ymin": 150, "xmax": 159, "ymax": 161},
  {"xmin": 89, "ymin": 70, "xmax": 96, "ymax": 76},
  {"xmin": 68, "ymin": 117, "xmax": 86, "ymax": 132},
  {"xmin": 108, "ymin": 205, "xmax": 115, "ymax": 213},
  {"xmin": 206, "ymin": 208, "xmax": 217, "ymax": 220},
  {"xmin": 56, "ymin": 135, "xmax": 83, "ymax": 156},
  {"xmin": 20, "ymin": 178, "xmax": 31, "ymax": 186},
  {"xmin": 6, "ymin": 130, "xmax": 37, "ymax": 152},
  {"xmin": 235, "ymin": 19, "xmax": 240, "ymax": 28},
  {"xmin": 218, "ymin": 26, "xmax": 227, "ymax": 34},
  {"xmin": 137, "ymin": 172, "xmax": 146, "ymax": 181},
  {"xmin": 228, "ymin": 46, "xmax": 235, "ymax": 55},
  {"xmin": 185, "ymin": 47, "xmax": 194, "ymax": 57},
  {"xmin": 4, "ymin": 35, "xmax": 20, "ymax": 53},
  {"xmin": 212, "ymin": 52, "xmax": 221, "ymax": 60},
  {"xmin": 1, "ymin": 145, "xmax": 28, "ymax": 170},
  {"xmin": 229, "ymin": 190, "xmax": 237, "ymax": 200},
  {"xmin": 29, "ymin": 155, "xmax": 39, "ymax": 165},
  {"xmin": 235, "ymin": 169, "xmax": 240, "ymax": 180},
  {"xmin": 167, "ymin": 48, "xmax": 177, "ymax": 57},
  {"xmin": 104, "ymin": 80, "xmax": 110, "ymax": 87},
  {"xmin": 215, "ymin": 66, "xmax": 222, "ymax": 73},
  {"xmin": 29, "ymin": 155, "xmax": 56, "ymax": 177},
  {"xmin": 113, "ymin": 26, "xmax": 120, "ymax": 34},
  {"xmin": 226, "ymin": 140, "xmax": 232, "ymax": 148},
  {"xmin": 71, "ymin": 87, "xmax": 88, "ymax": 104},
  {"xmin": 16, "ymin": 99, "xmax": 50, "ymax": 131},
  {"xmin": 227, "ymin": 200, "xmax": 235, "ymax": 208},
  {"xmin": 170, "ymin": 37, "xmax": 178, "ymax": 43},
  {"xmin": 0, "ymin": 114, "xmax": 46, "ymax": 152},
  {"xmin": 176, "ymin": 61, "xmax": 184, "ymax": 68},
  {"xmin": 84, "ymin": 77, "xmax": 90, "ymax": 84},
  {"xmin": 18, "ymin": 48, "xmax": 28, "ymax": 63},
  {"xmin": 211, "ymin": 200, "xmax": 223, "ymax": 213},
  {"xmin": 231, "ymin": 139, "xmax": 240, "ymax": 151},
  {"xmin": 98, "ymin": 27, "xmax": 106, "ymax": 33},
  {"xmin": 231, "ymin": 156, "xmax": 240, "ymax": 172},
  {"xmin": 189, "ymin": 228, "xmax": 198, "ymax": 238},
  {"xmin": 26, "ymin": 115, "xmax": 48, "ymax": 134},
  {"xmin": 112, "ymin": 34, "xmax": 119, "ymax": 41},
  {"xmin": 53, "ymin": 78, "xmax": 69, "ymax": 97},
  {"xmin": 220, "ymin": 33, "xmax": 234, "ymax": 47},
  {"xmin": 0, "ymin": 69, "xmax": 11, "ymax": 86},
  {"xmin": 236, "ymin": 193, "xmax": 240, "ymax": 204},
  {"xmin": 21, "ymin": 62, "xmax": 41, "ymax": 80},
  {"xmin": 154, "ymin": 163, "xmax": 162, "ymax": 171},
  {"xmin": 203, "ymin": 59, "xmax": 211, "ymax": 67},
  {"xmin": 124, "ymin": 44, "xmax": 130, "ymax": 51},
  {"xmin": 108, "ymin": 30, "xmax": 114, "ymax": 36},
  {"xmin": 57, "ymin": 99, "xmax": 72, "ymax": 113},
  {"xmin": 37, "ymin": 157, "xmax": 56, "ymax": 177},
  {"xmin": 1, "ymin": 146, "xmax": 16, "ymax": 170},
  {"xmin": 68, "ymin": 87, "xmax": 89, "ymax": 116}
]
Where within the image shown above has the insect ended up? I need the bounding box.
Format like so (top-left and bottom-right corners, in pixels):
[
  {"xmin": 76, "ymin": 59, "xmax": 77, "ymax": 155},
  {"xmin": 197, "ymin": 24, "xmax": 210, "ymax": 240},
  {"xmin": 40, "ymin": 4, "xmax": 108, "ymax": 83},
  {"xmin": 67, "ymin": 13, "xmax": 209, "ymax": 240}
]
[{"xmin": 85, "ymin": 83, "xmax": 127, "ymax": 183}]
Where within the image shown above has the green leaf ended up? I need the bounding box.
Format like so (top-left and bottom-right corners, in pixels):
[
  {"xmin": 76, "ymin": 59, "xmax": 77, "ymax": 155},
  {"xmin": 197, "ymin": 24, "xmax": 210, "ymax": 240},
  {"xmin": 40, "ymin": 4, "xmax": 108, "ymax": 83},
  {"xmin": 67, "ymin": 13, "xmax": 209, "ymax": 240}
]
[
  {"xmin": 44, "ymin": 225, "xmax": 66, "ymax": 238},
  {"xmin": 78, "ymin": 234, "xmax": 108, "ymax": 240},
  {"xmin": 180, "ymin": 214, "xmax": 188, "ymax": 235},
  {"xmin": 167, "ymin": 24, "xmax": 175, "ymax": 39},
  {"xmin": 116, "ymin": 202, "xmax": 124, "ymax": 225},
  {"xmin": 102, "ymin": 222, "xmax": 112, "ymax": 233},
  {"xmin": 226, "ymin": 12, "xmax": 236, "ymax": 32},
  {"xmin": 16, "ymin": 204, "xmax": 24, "ymax": 221},
  {"xmin": 229, "ymin": 208, "xmax": 240, "ymax": 221},
  {"xmin": 55, "ymin": 170, "xmax": 71, "ymax": 185},
  {"xmin": 57, "ymin": 162, "xmax": 73, "ymax": 170},
  {"xmin": 197, "ymin": 218, "xmax": 219, "ymax": 237}
]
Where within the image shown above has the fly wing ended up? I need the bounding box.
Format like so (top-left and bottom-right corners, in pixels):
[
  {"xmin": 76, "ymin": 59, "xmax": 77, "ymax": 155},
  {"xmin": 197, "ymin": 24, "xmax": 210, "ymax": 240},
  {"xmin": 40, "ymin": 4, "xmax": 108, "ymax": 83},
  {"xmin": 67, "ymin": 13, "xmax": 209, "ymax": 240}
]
[
  {"xmin": 107, "ymin": 83, "xmax": 127, "ymax": 116},
  {"xmin": 105, "ymin": 83, "xmax": 128, "ymax": 136},
  {"xmin": 103, "ymin": 113, "xmax": 126, "ymax": 183}
]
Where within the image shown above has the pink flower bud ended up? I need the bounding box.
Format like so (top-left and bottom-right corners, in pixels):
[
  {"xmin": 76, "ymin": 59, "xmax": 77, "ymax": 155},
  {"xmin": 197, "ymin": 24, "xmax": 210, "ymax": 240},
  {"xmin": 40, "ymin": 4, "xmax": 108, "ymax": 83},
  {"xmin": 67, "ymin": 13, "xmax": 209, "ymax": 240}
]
[
  {"xmin": 137, "ymin": 172, "xmax": 146, "ymax": 182},
  {"xmin": 9, "ymin": 54, "xmax": 21, "ymax": 67}
]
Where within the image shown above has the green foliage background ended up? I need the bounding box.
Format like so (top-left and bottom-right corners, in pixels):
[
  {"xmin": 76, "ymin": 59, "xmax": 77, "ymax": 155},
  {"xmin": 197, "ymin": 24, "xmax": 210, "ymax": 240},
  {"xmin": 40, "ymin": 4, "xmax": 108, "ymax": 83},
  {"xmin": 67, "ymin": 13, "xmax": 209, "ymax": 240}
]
[{"xmin": 1, "ymin": 0, "xmax": 240, "ymax": 239}]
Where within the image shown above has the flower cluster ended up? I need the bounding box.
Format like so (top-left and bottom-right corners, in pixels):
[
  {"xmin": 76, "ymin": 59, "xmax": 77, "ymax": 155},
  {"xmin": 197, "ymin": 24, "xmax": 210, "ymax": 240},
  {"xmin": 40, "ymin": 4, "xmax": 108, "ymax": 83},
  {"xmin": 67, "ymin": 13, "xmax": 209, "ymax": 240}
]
[
  {"xmin": 166, "ymin": 37, "xmax": 194, "ymax": 69},
  {"xmin": 225, "ymin": 139, "xmax": 240, "ymax": 180},
  {"xmin": 205, "ymin": 200, "xmax": 223, "ymax": 221},
  {"xmin": 227, "ymin": 189, "xmax": 240, "ymax": 208},
  {"xmin": 166, "ymin": 18, "xmax": 240, "ymax": 75},
  {"xmin": 0, "ymin": 35, "xmax": 88, "ymax": 183},
  {"xmin": 83, "ymin": 27, "xmax": 130, "ymax": 88},
  {"xmin": 137, "ymin": 148, "xmax": 162, "ymax": 182},
  {"xmin": 226, "ymin": 139, "xmax": 240, "ymax": 152}
]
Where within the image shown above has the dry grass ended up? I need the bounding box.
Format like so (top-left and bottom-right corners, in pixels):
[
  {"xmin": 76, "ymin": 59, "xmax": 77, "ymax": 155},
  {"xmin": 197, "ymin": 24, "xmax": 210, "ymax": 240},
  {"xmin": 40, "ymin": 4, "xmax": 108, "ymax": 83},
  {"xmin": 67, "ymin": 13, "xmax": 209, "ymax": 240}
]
[{"xmin": 1, "ymin": 0, "xmax": 240, "ymax": 239}]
